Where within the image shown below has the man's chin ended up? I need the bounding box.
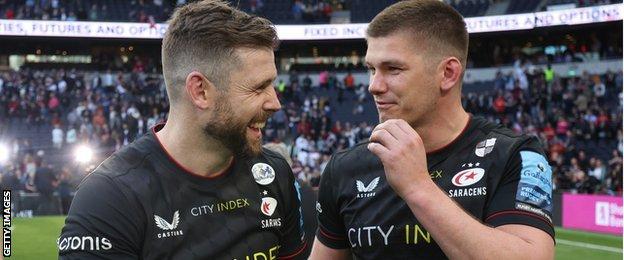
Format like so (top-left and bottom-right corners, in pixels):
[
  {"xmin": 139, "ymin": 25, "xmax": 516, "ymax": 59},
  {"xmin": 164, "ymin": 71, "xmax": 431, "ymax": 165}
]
[{"xmin": 244, "ymin": 138, "xmax": 263, "ymax": 157}]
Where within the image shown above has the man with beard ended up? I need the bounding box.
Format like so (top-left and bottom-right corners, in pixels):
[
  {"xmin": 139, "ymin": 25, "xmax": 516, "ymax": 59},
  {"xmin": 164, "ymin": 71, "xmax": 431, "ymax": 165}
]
[{"xmin": 58, "ymin": 1, "xmax": 307, "ymax": 259}]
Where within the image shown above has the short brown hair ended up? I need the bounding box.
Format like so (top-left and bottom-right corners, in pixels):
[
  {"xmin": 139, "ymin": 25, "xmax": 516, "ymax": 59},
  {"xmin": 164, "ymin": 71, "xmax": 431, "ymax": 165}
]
[
  {"xmin": 367, "ymin": 0, "xmax": 468, "ymax": 65},
  {"xmin": 161, "ymin": 0, "xmax": 278, "ymax": 102}
]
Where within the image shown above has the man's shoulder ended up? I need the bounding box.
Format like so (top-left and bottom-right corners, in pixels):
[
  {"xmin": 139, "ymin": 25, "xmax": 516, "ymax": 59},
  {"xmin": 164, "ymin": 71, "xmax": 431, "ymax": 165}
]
[
  {"xmin": 334, "ymin": 140, "xmax": 374, "ymax": 159},
  {"xmin": 472, "ymin": 116, "xmax": 534, "ymax": 143},
  {"xmin": 471, "ymin": 116, "xmax": 544, "ymax": 155},
  {"xmin": 261, "ymin": 147, "xmax": 291, "ymax": 168},
  {"xmin": 91, "ymin": 134, "xmax": 158, "ymax": 180},
  {"xmin": 326, "ymin": 141, "xmax": 382, "ymax": 177}
]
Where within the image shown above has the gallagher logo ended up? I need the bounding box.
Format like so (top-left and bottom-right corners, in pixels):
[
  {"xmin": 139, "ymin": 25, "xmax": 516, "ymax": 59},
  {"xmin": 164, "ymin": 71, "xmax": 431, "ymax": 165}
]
[{"xmin": 451, "ymin": 168, "xmax": 485, "ymax": 187}]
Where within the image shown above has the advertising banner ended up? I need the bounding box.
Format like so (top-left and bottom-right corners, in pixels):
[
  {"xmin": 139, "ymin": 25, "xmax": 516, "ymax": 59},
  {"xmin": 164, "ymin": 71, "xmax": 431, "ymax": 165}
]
[
  {"xmin": 0, "ymin": 4, "xmax": 621, "ymax": 40},
  {"xmin": 562, "ymin": 193, "xmax": 622, "ymax": 235}
]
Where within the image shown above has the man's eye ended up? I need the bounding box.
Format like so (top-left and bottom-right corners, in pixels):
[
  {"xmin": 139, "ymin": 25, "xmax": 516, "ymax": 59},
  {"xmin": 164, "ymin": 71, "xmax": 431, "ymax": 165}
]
[
  {"xmin": 255, "ymin": 85, "xmax": 269, "ymax": 93},
  {"xmin": 388, "ymin": 67, "xmax": 401, "ymax": 72}
]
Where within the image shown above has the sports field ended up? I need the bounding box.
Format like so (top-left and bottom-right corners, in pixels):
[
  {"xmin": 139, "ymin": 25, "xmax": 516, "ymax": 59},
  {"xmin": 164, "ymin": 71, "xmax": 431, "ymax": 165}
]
[{"xmin": 7, "ymin": 216, "xmax": 624, "ymax": 259}]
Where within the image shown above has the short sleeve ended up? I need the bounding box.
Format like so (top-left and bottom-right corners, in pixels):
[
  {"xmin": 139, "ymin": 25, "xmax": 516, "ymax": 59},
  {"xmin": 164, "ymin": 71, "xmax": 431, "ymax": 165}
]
[
  {"xmin": 484, "ymin": 138, "xmax": 555, "ymax": 239},
  {"xmin": 315, "ymin": 156, "xmax": 350, "ymax": 249},
  {"xmin": 276, "ymin": 161, "xmax": 308, "ymax": 259},
  {"xmin": 58, "ymin": 173, "xmax": 144, "ymax": 259}
]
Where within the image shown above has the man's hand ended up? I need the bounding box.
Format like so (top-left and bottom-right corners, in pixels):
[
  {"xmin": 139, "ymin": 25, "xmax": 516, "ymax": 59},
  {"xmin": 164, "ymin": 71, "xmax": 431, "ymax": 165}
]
[{"xmin": 367, "ymin": 119, "xmax": 431, "ymax": 197}]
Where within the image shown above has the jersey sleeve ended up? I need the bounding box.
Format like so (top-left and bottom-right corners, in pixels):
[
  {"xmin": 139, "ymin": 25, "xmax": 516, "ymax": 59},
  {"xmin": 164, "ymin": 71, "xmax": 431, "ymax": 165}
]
[
  {"xmin": 58, "ymin": 172, "xmax": 144, "ymax": 259},
  {"xmin": 484, "ymin": 137, "xmax": 555, "ymax": 239},
  {"xmin": 276, "ymin": 162, "xmax": 308, "ymax": 260},
  {"xmin": 315, "ymin": 156, "xmax": 350, "ymax": 249}
]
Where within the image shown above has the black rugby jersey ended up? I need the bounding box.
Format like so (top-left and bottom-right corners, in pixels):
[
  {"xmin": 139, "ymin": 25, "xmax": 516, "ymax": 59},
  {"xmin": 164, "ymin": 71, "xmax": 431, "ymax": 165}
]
[
  {"xmin": 59, "ymin": 124, "xmax": 307, "ymax": 259},
  {"xmin": 316, "ymin": 116, "xmax": 554, "ymax": 259}
]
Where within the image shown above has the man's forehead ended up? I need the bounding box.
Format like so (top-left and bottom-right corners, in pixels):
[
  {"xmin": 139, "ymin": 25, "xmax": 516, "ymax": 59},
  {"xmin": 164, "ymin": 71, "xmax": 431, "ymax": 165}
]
[
  {"xmin": 233, "ymin": 47, "xmax": 277, "ymax": 81},
  {"xmin": 365, "ymin": 33, "xmax": 420, "ymax": 64}
]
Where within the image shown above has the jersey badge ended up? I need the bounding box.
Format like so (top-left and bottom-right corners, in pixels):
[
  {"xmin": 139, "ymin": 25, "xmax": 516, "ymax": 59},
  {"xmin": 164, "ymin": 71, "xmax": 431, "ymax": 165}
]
[
  {"xmin": 252, "ymin": 163, "xmax": 276, "ymax": 185},
  {"xmin": 356, "ymin": 177, "xmax": 380, "ymax": 198},
  {"xmin": 154, "ymin": 211, "xmax": 180, "ymax": 230},
  {"xmin": 154, "ymin": 211, "xmax": 184, "ymax": 239},
  {"xmin": 451, "ymin": 167, "xmax": 485, "ymax": 187},
  {"xmin": 261, "ymin": 197, "xmax": 278, "ymax": 216},
  {"xmin": 475, "ymin": 138, "xmax": 496, "ymax": 157},
  {"xmin": 516, "ymin": 151, "xmax": 553, "ymax": 212}
]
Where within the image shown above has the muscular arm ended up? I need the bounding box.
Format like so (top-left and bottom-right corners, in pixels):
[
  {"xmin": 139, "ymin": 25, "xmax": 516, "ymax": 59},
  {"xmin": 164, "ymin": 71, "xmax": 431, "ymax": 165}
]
[
  {"xmin": 59, "ymin": 173, "xmax": 143, "ymax": 259},
  {"xmin": 308, "ymin": 155, "xmax": 354, "ymax": 260},
  {"xmin": 368, "ymin": 119, "xmax": 554, "ymax": 259},
  {"xmin": 309, "ymin": 238, "xmax": 351, "ymax": 260},
  {"xmin": 401, "ymin": 182, "xmax": 553, "ymax": 259}
]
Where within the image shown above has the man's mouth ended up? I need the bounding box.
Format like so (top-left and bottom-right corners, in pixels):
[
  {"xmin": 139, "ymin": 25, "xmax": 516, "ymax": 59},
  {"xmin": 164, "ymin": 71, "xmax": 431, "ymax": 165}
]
[
  {"xmin": 375, "ymin": 101, "xmax": 396, "ymax": 109},
  {"xmin": 248, "ymin": 122, "xmax": 266, "ymax": 131}
]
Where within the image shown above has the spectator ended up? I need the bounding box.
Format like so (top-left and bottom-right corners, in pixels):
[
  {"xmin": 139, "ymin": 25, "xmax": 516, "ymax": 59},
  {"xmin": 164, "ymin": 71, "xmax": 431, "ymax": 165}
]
[
  {"xmin": 588, "ymin": 158, "xmax": 607, "ymax": 181},
  {"xmin": 319, "ymin": 70, "xmax": 329, "ymax": 89},
  {"xmin": 302, "ymin": 74, "xmax": 312, "ymax": 93},
  {"xmin": 34, "ymin": 157, "xmax": 58, "ymax": 215},
  {"xmin": 88, "ymin": 4, "xmax": 98, "ymax": 21},
  {"xmin": 66, "ymin": 126, "xmax": 77, "ymax": 146},
  {"xmin": 292, "ymin": 0, "xmax": 305, "ymax": 21},
  {"xmin": 52, "ymin": 124, "xmax": 64, "ymax": 149},
  {"xmin": 343, "ymin": 72, "xmax": 355, "ymax": 90}
]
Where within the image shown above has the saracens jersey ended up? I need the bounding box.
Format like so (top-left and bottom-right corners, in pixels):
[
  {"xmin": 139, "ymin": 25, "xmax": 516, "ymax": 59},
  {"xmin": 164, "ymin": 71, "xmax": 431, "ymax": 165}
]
[
  {"xmin": 316, "ymin": 116, "xmax": 554, "ymax": 259},
  {"xmin": 59, "ymin": 124, "xmax": 307, "ymax": 259}
]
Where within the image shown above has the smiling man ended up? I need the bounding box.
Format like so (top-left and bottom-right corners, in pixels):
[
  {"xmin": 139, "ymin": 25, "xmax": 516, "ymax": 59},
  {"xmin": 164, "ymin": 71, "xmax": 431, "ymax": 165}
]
[
  {"xmin": 310, "ymin": 0, "xmax": 555, "ymax": 259},
  {"xmin": 58, "ymin": 1, "xmax": 306, "ymax": 259}
]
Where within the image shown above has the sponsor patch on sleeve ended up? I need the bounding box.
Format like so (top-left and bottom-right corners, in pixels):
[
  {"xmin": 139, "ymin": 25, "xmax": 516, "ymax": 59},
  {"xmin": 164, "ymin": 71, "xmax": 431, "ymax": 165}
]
[{"xmin": 516, "ymin": 151, "xmax": 553, "ymax": 213}]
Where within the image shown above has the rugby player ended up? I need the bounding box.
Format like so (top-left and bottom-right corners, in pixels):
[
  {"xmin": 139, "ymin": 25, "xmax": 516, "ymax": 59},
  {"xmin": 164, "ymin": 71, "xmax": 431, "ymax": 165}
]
[
  {"xmin": 58, "ymin": 1, "xmax": 307, "ymax": 259},
  {"xmin": 310, "ymin": 1, "xmax": 555, "ymax": 259}
]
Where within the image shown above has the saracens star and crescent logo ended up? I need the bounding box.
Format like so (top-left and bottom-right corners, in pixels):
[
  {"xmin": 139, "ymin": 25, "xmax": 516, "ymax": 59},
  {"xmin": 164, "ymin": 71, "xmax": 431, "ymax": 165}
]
[
  {"xmin": 252, "ymin": 163, "xmax": 276, "ymax": 185},
  {"xmin": 261, "ymin": 197, "xmax": 278, "ymax": 216},
  {"xmin": 451, "ymin": 168, "xmax": 485, "ymax": 187}
]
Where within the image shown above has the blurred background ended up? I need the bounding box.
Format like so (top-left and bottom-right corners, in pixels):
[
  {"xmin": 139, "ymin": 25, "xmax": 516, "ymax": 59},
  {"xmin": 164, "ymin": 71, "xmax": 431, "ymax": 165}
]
[{"xmin": 0, "ymin": 0, "xmax": 621, "ymax": 259}]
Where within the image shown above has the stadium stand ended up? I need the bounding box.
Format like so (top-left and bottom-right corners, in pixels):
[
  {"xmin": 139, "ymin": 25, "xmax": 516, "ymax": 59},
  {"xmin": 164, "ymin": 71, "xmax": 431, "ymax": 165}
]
[
  {"xmin": 447, "ymin": 0, "xmax": 490, "ymax": 17},
  {"xmin": 0, "ymin": 0, "xmax": 620, "ymax": 218},
  {"xmin": 0, "ymin": 62, "xmax": 621, "ymax": 199},
  {"xmin": 505, "ymin": 0, "xmax": 541, "ymax": 14},
  {"xmin": 1, "ymin": 0, "xmax": 619, "ymax": 24},
  {"xmin": 546, "ymin": 0, "xmax": 621, "ymax": 7}
]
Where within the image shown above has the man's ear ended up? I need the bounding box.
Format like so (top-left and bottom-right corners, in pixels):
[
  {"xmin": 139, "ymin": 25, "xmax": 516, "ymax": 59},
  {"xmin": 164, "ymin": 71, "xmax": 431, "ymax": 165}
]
[
  {"xmin": 185, "ymin": 71, "xmax": 215, "ymax": 109},
  {"xmin": 439, "ymin": 57, "xmax": 463, "ymax": 92}
]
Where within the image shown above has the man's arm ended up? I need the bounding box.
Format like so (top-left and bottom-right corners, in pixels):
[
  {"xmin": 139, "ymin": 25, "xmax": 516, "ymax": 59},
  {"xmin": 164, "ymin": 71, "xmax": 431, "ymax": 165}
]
[
  {"xmin": 399, "ymin": 181, "xmax": 553, "ymax": 259},
  {"xmin": 59, "ymin": 172, "xmax": 143, "ymax": 259},
  {"xmin": 367, "ymin": 119, "xmax": 554, "ymax": 259},
  {"xmin": 274, "ymin": 159, "xmax": 308, "ymax": 259},
  {"xmin": 309, "ymin": 155, "xmax": 353, "ymax": 260},
  {"xmin": 310, "ymin": 238, "xmax": 351, "ymax": 260}
]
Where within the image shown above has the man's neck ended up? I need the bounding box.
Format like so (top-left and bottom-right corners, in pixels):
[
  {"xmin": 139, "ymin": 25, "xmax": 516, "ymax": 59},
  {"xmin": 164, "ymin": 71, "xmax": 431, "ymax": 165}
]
[
  {"xmin": 415, "ymin": 106, "xmax": 470, "ymax": 154},
  {"xmin": 156, "ymin": 119, "xmax": 234, "ymax": 178}
]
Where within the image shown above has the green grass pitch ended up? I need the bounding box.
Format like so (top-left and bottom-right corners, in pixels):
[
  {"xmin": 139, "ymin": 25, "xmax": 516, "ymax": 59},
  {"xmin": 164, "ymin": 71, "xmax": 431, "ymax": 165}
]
[{"xmin": 6, "ymin": 216, "xmax": 623, "ymax": 259}]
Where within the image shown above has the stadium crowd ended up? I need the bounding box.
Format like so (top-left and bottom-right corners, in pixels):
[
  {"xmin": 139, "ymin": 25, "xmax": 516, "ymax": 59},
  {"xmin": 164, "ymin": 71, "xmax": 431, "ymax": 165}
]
[
  {"xmin": 2, "ymin": 0, "xmax": 619, "ymax": 25},
  {"xmin": 0, "ymin": 0, "xmax": 347, "ymax": 23},
  {"xmin": 462, "ymin": 65, "xmax": 623, "ymax": 195},
  {"xmin": 0, "ymin": 58, "xmax": 621, "ymax": 203}
]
